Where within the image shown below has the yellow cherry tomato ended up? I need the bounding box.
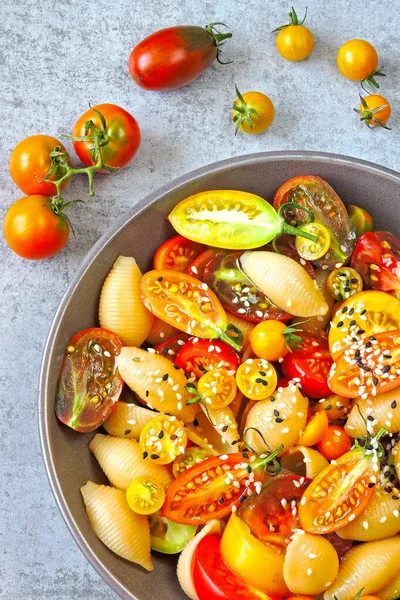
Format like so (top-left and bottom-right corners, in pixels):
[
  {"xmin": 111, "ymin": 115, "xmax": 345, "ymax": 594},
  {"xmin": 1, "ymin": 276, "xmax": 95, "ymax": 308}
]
[
  {"xmin": 232, "ymin": 86, "xmax": 274, "ymax": 135},
  {"xmin": 337, "ymin": 39, "xmax": 378, "ymax": 81},
  {"xmin": 172, "ymin": 446, "xmax": 212, "ymax": 478},
  {"xmin": 295, "ymin": 222, "xmax": 331, "ymax": 261},
  {"xmin": 249, "ymin": 320, "xmax": 304, "ymax": 361},
  {"xmin": 355, "ymin": 94, "xmax": 391, "ymax": 129},
  {"xmin": 139, "ymin": 414, "xmax": 187, "ymax": 465},
  {"xmin": 327, "ymin": 266, "xmax": 363, "ymax": 301},
  {"xmin": 236, "ymin": 358, "xmax": 277, "ymax": 400},
  {"xmin": 312, "ymin": 395, "xmax": 351, "ymax": 422},
  {"xmin": 296, "ymin": 409, "xmax": 329, "ymax": 447},
  {"xmin": 126, "ymin": 476, "xmax": 165, "ymax": 515},
  {"xmin": 274, "ymin": 7, "xmax": 314, "ymax": 62},
  {"xmin": 196, "ymin": 368, "xmax": 237, "ymax": 409}
]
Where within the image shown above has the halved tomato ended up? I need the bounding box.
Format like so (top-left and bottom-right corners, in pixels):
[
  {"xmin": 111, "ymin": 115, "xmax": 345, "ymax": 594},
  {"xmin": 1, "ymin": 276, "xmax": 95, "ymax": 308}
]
[
  {"xmin": 238, "ymin": 474, "xmax": 309, "ymax": 548},
  {"xmin": 185, "ymin": 248, "xmax": 219, "ymax": 279},
  {"xmin": 351, "ymin": 231, "xmax": 400, "ymax": 297},
  {"xmin": 153, "ymin": 235, "xmax": 205, "ymax": 272},
  {"xmin": 175, "ymin": 338, "xmax": 239, "ymax": 379},
  {"xmin": 282, "ymin": 331, "xmax": 332, "ymax": 398},
  {"xmin": 298, "ymin": 444, "xmax": 380, "ymax": 534},
  {"xmin": 154, "ymin": 333, "xmax": 191, "ymax": 360},
  {"xmin": 329, "ymin": 290, "xmax": 400, "ymax": 360},
  {"xmin": 328, "ymin": 329, "xmax": 400, "ymax": 398}
]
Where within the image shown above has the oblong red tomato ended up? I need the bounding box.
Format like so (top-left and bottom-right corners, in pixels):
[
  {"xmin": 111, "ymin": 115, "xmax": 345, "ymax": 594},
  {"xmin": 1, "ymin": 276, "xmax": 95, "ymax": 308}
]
[
  {"xmin": 153, "ymin": 235, "xmax": 205, "ymax": 272},
  {"xmin": 185, "ymin": 248, "xmax": 219, "ymax": 279},
  {"xmin": 351, "ymin": 231, "xmax": 400, "ymax": 297},
  {"xmin": 128, "ymin": 24, "xmax": 232, "ymax": 91},
  {"xmin": 175, "ymin": 337, "xmax": 239, "ymax": 378},
  {"xmin": 55, "ymin": 328, "xmax": 123, "ymax": 432}
]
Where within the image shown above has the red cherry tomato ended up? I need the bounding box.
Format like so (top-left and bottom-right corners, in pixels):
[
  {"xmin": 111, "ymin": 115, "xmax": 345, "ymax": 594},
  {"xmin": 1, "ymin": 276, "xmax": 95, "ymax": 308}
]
[
  {"xmin": 175, "ymin": 337, "xmax": 239, "ymax": 379},
  {"xmin": 153, "ymin": 235, "xmax": 205, "ymax": 272},
  {"xmin": 351, "ymin": 231, "xmax": 400, "ymax": 296},
  {"xmin": 193, "ymin": 535, "xmax": 277, "ymax": 600},
  {"xmin": 128, "ymin": 24, "xmax": 232, "ymax": 92},
  {"xmin": 185, "ymin": 249, "xmax": 219, "ymax": 279},
  {"xmin": 72, "ymin": 104, "xmax": 140, "ymax": 169},
  {"xmin": 154, "ymin": 333, "xmax": 191, "ymax": 361},
  {"xmin": 317, "ymin": 425, "xmax": 353, "ymax": 461},
  {"xmin": 282, "ymin": 331, "xmax": 333, "ymax": 398},
  {"xmin": 4, "ymin": 195, "xmax": 69, "ymax": 260}
]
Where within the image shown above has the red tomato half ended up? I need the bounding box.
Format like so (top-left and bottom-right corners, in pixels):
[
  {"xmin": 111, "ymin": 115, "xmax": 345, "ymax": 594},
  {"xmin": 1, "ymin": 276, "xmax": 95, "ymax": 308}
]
[
  {"xmin": 175, "ymin": 337, "xmax": 239, "ymax": 378},
  {"xmin": 282, "ymin": 331, "xmax": 332, "ymax": 398},
  {"xmin": 351, "ymin": 231, "xmax": 400, "ymax": 297},
  {"xmin": 153, "ymin": 235, "xmax": 205, "ymax": 272},
  {"xmin": 128, "ymin": 24, "xmax": 231, "ymax": 91},
  {"xmin": 72, "ymin": 104, "xmax": 140, "ymax": 169},
  {"xmin": 185, "ymin": 249, "xmax": 219, "ymax": 279},
  {"xmin": 154, "ymin": 332, "xmax": 191, "ymax": 360},
  {"xmin": 193, "ymin": 535, "xmax": 276, "ymax": 600}
]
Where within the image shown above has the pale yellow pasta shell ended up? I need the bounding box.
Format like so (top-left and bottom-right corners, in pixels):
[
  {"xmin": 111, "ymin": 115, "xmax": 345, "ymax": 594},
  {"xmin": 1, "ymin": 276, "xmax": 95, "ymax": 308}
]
[
  {"xmin": 345, "ymin": 387, "xmax": 400, "ymax": 438},
  {"xmin": 145, "ymin": 316, "xmax": 181, "ymax": 346},
  {"xmin": 186, "ymin": 410, "xmax": 235, "ymax": 455},
  {"xmin": 281, "ymin": 446, "xmax": 329, "ymax": 480},
  {"xmin": 283, "ymin": 531, "xmax": 338, "ymax": 595},
  {"xmin": 324, "ymin": 535, "xmax": 400, "ymax": 600},
  {"xmin": 292, "ymin": 268, "xmax": 335, "ymax": 330},
  {"xmin": 81, "ymin": 481, "xmax": 153, "ymax": 571},
  {"xmin": 99, "ymin": 256, "xmax": 154, "ymax": 346},
  {"xmin": 177, "ymin": 520, "xmax": 221, "ymax": 600},
  {"xmin": 245, "ymin": 385, "xmax": 308, "ymax": 454},
  {"xmin": 376, "ymin": 570, "xmax": 400, "ymax": 600},
  {"xmin": 89, "ymin": 434, "xmax": 173, "ymax": 491},
  {"xmin": 116, "ymin": 347, "xmax": 196, "ymax": 422},
  {"xmin": 337, "ymin": 485, "xmax": 400, "ymax": 541},
  {"xmin": 200, "ymin": 404, "xmax": 240, "ymax": 447},
  {"xmin": 240, "ymin": 251, "xmax": 328, "ymax": 317},
  {"xmin": 103, "ymin": 402, "xmax": 157, "ymax": 439}
]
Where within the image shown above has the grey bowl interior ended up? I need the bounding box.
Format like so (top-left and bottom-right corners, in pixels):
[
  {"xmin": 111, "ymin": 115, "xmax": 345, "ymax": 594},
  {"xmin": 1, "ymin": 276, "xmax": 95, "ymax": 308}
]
[{"xmin": 39, "ymin": 151, "xmax": 400, "ymax": 600}]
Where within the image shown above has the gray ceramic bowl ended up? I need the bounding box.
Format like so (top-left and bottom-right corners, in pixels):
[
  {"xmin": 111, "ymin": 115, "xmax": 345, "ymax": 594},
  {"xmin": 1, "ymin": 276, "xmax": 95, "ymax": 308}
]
[{"xmin": 39, "ymin": 151, "xmax": 400, "ymax": 600}]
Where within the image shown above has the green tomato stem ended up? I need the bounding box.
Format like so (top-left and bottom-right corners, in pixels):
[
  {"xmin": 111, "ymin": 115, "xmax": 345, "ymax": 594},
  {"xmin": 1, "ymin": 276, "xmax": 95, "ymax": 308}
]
[{"xmin": 281, "ymin": 222, "xmax": 319, "ymax": 242}]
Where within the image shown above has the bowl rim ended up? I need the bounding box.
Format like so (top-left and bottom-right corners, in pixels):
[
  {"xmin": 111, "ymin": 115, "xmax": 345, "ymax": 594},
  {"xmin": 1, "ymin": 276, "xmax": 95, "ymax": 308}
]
[{"xmin": 38, "ymin": 150, "xmax": 400, "ymax": 599}]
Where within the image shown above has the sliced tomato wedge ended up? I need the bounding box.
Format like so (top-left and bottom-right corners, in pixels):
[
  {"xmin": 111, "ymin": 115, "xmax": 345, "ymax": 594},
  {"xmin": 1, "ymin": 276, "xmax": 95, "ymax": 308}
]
[
  {"xmin": 153, "ymin": 235, "xmax": 205, "ymax": 272},
  {"xmin": 175, "ymin": 338, "xmax": 239, "ymax": 378},
  {"xmin": 328, "ymin": 329, "xmax": 400, "ymax": 398},
  {"xmin": 185, "ymin": 248, "xmax": 219, "ymax": 279},
  {"xmin": 351, "ymin": 231, "xmax": 400, "ymax": 297},
  {"xmin": 193, "ymin": 534, "xmax": 277, "ymax": 600},
  {"xmin": 298, "ymin": 445, "xmax": 379, "ymax": 534},
  {"xmin": 154, "ymin": 333, "xmax": 191, "ymax": 360},
  {"xmin": 282, "ymin": 331, "xmax": 332, "ymax": 398},
  {"xmin": 238, "ymin": 474, "xmax": 309, "ymax": 549},
  {"xmin": 162, "ymin": 452, "xmax": 277, "ymax": 524}
]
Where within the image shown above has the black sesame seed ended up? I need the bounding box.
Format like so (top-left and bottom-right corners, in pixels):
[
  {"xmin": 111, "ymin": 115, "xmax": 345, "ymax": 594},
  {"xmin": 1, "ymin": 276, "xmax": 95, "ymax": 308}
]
[
  {"xmin": 357, "ymin": 329, "xmax": 366, "ymax": 335},
  {"xmin": 355, "ymin": 350, "xmax": 361, "ymax": 358},
  {"xmin": 350, "ymin": 278, "xmax": 358, "ymax": 284},
  {"xmin": 145, "ymin": 390, "xmax": 149, "ymax": 397},
  {"xmin": 222, "ymin": 425, "xmax": 228, "ymax": 432},
  {"xmin": 389, "ymin": 473, "xmax": 396, "ymax": 482},
  {"xmin": 338, "ymin": 293, "xmax": 343, "ymax": 301},
  {"xmin": 259, "ymin": 371, "xmax": 267, "ymax": 376},
  {"xmin": 325, "ymin": 405, "xmax": 332, "ymax": 411},
  {"xmin": 385, "ymin": 486, "xmax": 393, "ymax": 493},
  {"xmin": 162, "ymin": 347, "xmax": 168, "ymax": 356},
  {"xmin": 275, "ymin": 417, "xmax": 284, "ymax": 423},
  {"xmin": 342, "ymin": 306, "xmax": 348, "ymax": 313},
  {"xmin": 365, "ymin": 341, "xmax": 372, "ymax": 349},
  {"xmin": 157, "ymin": 277, "xmax": 163, "ymax": 282},
  {"xmin": 385, "ymin": 355, "xmax": 392, "ymax": 359},
  {"xmin": 255, "ymin": 377, "xmax": 265, "ymax": 384},
  {"xmin": 360, "ymin": 364, "xmax": 371, "ymax": 372},
  {"xmin": 158, "ymin": 431, "xmax": 165, "ymax": 439},
  {"xmin": 367, "ymin": 416, "xmax": 374, "ymax": 421},
  {"xmin": 270, "ymin": 395, "xmax": 275, "ymax": 402},
  {"xmin": 373, "ymin": 377, "xmax": 379, "ymax": 386},
  {"xmin": 392, "ymin": 495, "xmax": 400, "ymax": 500},
  {"xmin": 369, "ymin": 335, "xmax": 376, "ymax": 340},
  {"xmin": 273, "ymin": 409, "xmax": 280, "ymax": 417},
  {"xmin": 231, "ymin": 439, "xmax": 239, "ymax": 445},
  {"xmin": 368, "ymin": 482, "xmax": 375, "ymax": 488},
  {"xmin": 349, "ymin": 319, "xmax": 356, "ymax": 326},
  {"xmin": 384, "ymin": 365, "xmax": 391, "ymax": 373},
  {"xmin": 185, "ymin": 372, "xmax": 191, "ymax": 379},
  {"xmin": 151, "ymin": 454, "xmax": 160, "ymax": 460},
  {"xmin": 392, "ymin": 400, "xmax": 397, "ymax": 409},
  {"xmin": 193, "ymin": 419, "xmax": 199, "ymax": 427},
  {"xmin": 142, "ymin": 451, "xmax": 148, "ymax": 459},
  {"xmin": 239, "ymin": 495, "xmax": 247, "ymax": 502},
  {"xmin": 344, "ymin": 287, "xmax": 351, "ymax": 293},
  {"xmin": 174, "ymin": 365, "xmax": 180, "ymax": 370},
  {"xmin": 242, "ymin": 452, "xmax": 249, "ymax": 459},
  {"xmin": 260, "ymin": 379, "xmax": 268, "ymax": 386},
  {"xmin": 337, "ymin": 321, "xmax": 344, "ymax": 328},
  {"xmin": 360, "ymin": 309, "xmax": 367, "ymax": 315},
  {"xmin": 124, "ymin": 430, "xmax": 131, "ymax": 436},
  {"xmin": 246, "ymin": 466, "xmax": 252, "ymax": 473},
  {"xmin": 198, "ymin": 364, "xmax": 206, "ymax": 372},
  {"xmin": 365, "ymin": 444, "xmax": 373, "ymax": 450},
  {"xmin": 162, "ymin": 373, "xmax": 169, "ymax": 381},
  {"xmin": 219, "ymin": 497, "xmax": 225, "ymax": 504}
]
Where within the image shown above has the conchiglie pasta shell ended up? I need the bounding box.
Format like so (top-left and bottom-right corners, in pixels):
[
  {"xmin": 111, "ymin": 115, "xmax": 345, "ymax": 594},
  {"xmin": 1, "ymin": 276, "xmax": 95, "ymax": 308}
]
[
  {"xmin": 116, "ymin": 347, "xmax": 196, "ymax": 423},
  {"xmin": 99, "ymin": 256, "xmax": 153, "ymax": 346},
  {"xmin": 200, "ymin": 404, "xmax": 240, "ymax": 447},
  {"xmin": 283, "ymin": 531, "xmax": 338, "ymax": 595},
  {"xmin": 292, "ymin": 268, "xmax": 335, "ymax": 330},
  {"xmin": 324, "ymin": 535, "xmax": 400, "ymax": 600},
  {"xmin": 103, "ymin": 402, "xmax": 157, "ymax": 439},
  {"xmin": 81, "ymin": 481, "xmax": 153, "ymax": 571},
  {"xmin": 377, "ymin": 570, "xmax": 400, "ymax": 600},
  {"xmin": 240, "ymin": 251, "xmax": 328, "ymax": 317},
  {"xmin": 89, "ymin": 434, "xmax": 173, "ymax": 491},
  {"xmin": 177, "ymin": 520, "xmax": 221, "ymax": 600},
  {"xmin": 186, "ymin": 410, "xmax": 235, "ymax": 455},
  {"xmin": 245, "ymin": 385, "xmax": 308, "ymax": 454},
  {"xmin": 145, "ymin": 316, "xmax": 181, "ymax": 346},
  {"xmin": 337, "ymin": 485, "xmax": 400, "ymax": 541},
  {"xmin": 281, "ymin": 446, "xmax": 329, "ymax": 480},
  {"xmin": 345, "ymin": 388, "xmax": 400, "ymax": 438}
]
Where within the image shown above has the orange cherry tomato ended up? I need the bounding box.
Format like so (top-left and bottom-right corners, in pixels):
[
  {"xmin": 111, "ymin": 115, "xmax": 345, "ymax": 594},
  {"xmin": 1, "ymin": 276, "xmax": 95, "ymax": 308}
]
[
  {"xmin": 232, "ymin": 88, "xmax": 275, "ymax": 135},
  {"xmin": 140, "ymin": 270, "xmax": 242, "ymax": 351},
  {"xmin": 357, "ymin": 94, "xmax": 391, "ymax": 129},
  {"xmin": 9, "ymin": 134, "xmax": 70, "ymax": 196},
  {"xmin": 153, "ymin": 235, "xmax": 205, "ymax": 272},
  {"xmin": 296, "ymin": 410, "xmax": 329, "ymax": 447},
  {"xmin": 4, "ymin": 195, "xmax": 69, "ymax": 260},
  {"xmin": 249, "ymin": 320, "xmax": 291, "ymax": 361},
  {"xmin": 285, "ymin": 597, "xmax": 317, "ymax": 600},
  {"xmin": 317, "ymin": 425, "xmax": 352, "ymax": 461},
  {"xmin": 337, "ymin": 39, "xmax": 378, "ymax": 81}
]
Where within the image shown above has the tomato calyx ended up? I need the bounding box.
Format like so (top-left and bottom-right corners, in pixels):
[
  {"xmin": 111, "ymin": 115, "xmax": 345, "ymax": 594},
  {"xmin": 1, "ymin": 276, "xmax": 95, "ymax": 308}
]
[
  {"xmin": 282, "ymin": 321, "xmax": 308, "ymax": 352},
  {"xmin": 204, "ymin": 22, "xmax": 232, "ymax": 64},
  {"xmin": 276, "ymin": 201, "xmax": 320, "ymax": 243},
  {"xmin": 360, "ymin": 66, "xmax": 386, "ymax": 93},
  {"xmin": 232, "ymin": 85, "xmax": 261, "ymax": 135},
  {"xmin": 354, "ymin": 93, "xmax": 391, "ymax": 130},
  {"xmin": 272, "ymin": 6, "xmax": 309, "ymax": 32}
]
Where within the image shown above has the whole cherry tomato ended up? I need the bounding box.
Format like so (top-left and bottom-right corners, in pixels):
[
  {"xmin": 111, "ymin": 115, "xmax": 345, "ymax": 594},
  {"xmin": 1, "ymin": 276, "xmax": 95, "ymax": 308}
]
[
  {"xmin": 4, "ymin": 195, "xmax": 69, "ymax": 260},
  {"xmin": 9, "ymin": 135, "xmax": 70, "ymax": 196},
  {"xmin": 337, "ymin": 39, "xmax": 379, "ymax": 81},
  {"xmin": 274, "ymin": 7, "xmax": 314, "ymax": 62},
  {"xmin": 317, "ymin": 425, "xmax": 353, "ymax": 461},
  {"xmin": 355, "ymin": 94, "xmax": 391, "ymax": 129},
  {"xmin": 128, "ymin": 23, "xmax": 232, "ymax": 91},
  {"xmin": 232, "ymin": 86, "xmax": 275, "ymax": 135},
  {"xmin": 72, "ymin": 104, "xmax": 140, "ymax": 169}
]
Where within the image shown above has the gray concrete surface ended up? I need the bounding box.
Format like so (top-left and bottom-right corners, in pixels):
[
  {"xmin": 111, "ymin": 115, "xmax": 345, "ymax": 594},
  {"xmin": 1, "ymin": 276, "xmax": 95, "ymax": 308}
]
[{"xmin": 1, "ymin": 0, "xmax": 399, "ymax": 598}]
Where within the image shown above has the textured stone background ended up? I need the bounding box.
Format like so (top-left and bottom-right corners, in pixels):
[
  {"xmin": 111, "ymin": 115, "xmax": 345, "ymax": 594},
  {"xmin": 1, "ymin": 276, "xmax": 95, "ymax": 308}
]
[{"xmin": 1, "ymin": 0, "xmax": 399, "ymax": 598}]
